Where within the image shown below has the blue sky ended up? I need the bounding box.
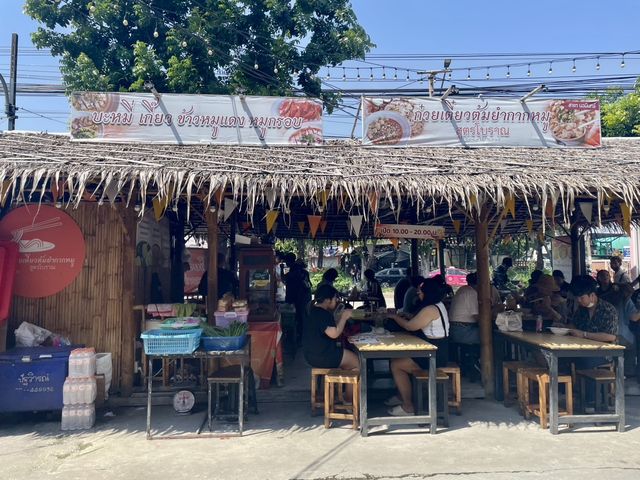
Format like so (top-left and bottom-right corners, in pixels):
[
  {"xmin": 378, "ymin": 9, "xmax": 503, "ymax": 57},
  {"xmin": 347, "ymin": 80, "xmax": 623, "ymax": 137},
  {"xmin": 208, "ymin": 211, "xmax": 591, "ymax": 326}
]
[{"xmin": 1, "ymin": 0, "xmax": 638, "ymax": 135}]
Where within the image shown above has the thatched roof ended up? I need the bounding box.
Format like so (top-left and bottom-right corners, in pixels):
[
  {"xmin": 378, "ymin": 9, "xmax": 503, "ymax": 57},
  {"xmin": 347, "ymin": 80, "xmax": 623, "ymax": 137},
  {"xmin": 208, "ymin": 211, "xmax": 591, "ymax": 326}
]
[{"xmin": 1, "ymin": 131, "xmax": 639, "ymax": 239}]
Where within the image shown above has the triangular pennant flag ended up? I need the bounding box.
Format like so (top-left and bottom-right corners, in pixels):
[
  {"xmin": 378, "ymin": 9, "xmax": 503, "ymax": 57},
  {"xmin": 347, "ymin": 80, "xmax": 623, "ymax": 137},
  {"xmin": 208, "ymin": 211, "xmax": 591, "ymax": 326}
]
[
  {"xmin": 342, "ymin": 241, "xmax": 350, "ymax": 252},
  {"xmin": 621, "ymin": 203, "xmax": 632, "ymax": 235},
  {"xmin": 368, "ymin": 191, "xmax": 379, "ymax": 215},
  {"xmin": 104, "ymin": 179, "xmax": 120, "ymax": 203},
  {"xmin": 453, "ymin": 220, "xmax": 462, "ymax": 235},
  {"xmin": 545, "ymin": 199, "xmax": 555, "ymax": 221},
  {"xmin": 390, "ymin": 238, "xmax": 399, "ymax": 249},
  {"xmin": 153, "ymin": 196, "xmax": 169, "ymax": 221},
  {"xmin": 1, "ymin": 180, "xmax": 12, "ymax": 207},
  {"xmin": 526, "ymin": 219, "xmax": 534, "ymax": 235},
  {"xmin": 349, "ymin": 215, "xmax": 363, "ymax": 238},
  {"xmin": 505, "ymin": 195, "xmax": 516, "ymax": 219},
  {"xmin": 223, "ymin": 198, "xmax": 238, "ymax": 222},
  {"xmin": 320, "ymin": 220, "xmax": 328, "ymax": 233},
  {"xmin": 308, "ymin": 215, "xmax": 322, "ymax": 239},
  {"xmin": 297, "ymin": 221, "xmax": 306, "ymax": 234},
  {"xmin": 265, "ymin": 210, "xmax": 279, "ymax": 234},
  {"xmin": 579, "ymin": 201, "xmax": 593, "ymax": 224}
]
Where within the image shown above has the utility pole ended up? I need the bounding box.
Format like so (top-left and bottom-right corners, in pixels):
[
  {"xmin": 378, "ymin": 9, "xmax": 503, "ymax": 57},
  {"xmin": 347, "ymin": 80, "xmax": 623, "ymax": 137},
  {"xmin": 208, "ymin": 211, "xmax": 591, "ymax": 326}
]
[
  {"xmin": 418, "ymin": 58, "xmax": 452, "ymax": 98},
  {"xmin": 8, "ymin": 33, "xmax": 18, "ymax": 130}
]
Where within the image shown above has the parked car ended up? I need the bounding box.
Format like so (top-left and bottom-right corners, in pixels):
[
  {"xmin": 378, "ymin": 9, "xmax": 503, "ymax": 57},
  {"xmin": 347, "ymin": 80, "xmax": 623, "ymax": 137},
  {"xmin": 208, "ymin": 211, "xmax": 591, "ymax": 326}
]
[
  {"xmin": 374, "ymin": 267, "xmax": 408, "ymax": 287},
  {"xmin": 427, "ymin": 267, "xmax": 469, "ymax": 287}
]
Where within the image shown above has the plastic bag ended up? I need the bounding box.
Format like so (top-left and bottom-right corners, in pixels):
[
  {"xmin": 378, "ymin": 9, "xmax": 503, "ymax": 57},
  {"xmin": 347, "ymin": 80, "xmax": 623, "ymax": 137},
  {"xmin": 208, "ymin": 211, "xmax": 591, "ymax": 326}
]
[
  {"xmin": 495, "ymin": 311, "xmax": 523, "ymax": 332},
  {"xmin": 15, "ymin": 321, "xmax": 53, "ymax": 347}
]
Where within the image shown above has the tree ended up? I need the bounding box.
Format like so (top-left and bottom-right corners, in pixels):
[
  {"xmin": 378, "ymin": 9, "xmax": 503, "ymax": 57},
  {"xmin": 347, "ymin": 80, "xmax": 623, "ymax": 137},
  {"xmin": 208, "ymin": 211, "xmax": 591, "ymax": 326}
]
[
  {"xmin": 592, "ymin": 80, "xmax": 640, "ymax": 137},
  {"xmin": 25, "ymin": 0, "xmax": 374, "ymax": 111}
]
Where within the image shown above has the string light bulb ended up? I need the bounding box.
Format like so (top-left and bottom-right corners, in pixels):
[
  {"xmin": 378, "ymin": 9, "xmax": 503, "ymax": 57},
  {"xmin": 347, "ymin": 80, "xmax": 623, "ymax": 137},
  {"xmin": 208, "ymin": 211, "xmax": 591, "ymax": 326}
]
[
  {"xmin": 596, "ymin": 57, "xmax": 600, "ymax": 70},
  {"xmin": 357, "ymin": 68, "xmax": 360, "ymax": 80},
  {"xmin": 369, "ymin": 67, "xmax": 373, "ymax": 80},
  {"xmin": 485, "ymin": 67, "xmax": 490, "ymax": 80},
  {"xmin": 153, "ymin": 30, "xmax": 159, "ymax": 38},
  {"xmin": 254, "ymin": 62, "xmax": 259, "ymax": 70},
  {"xmin": 405, "ymin": 70, "xmax": 410, "ymax": 81},
  {"xmin": 394, "ymin": 68, "xmax": 398, "ymax": 80},
  {"xmin": 506, "ymin": 65, "xmax": 511, "ymax": 78},
  {"xmin": 621, "ymin": 54, "xmax": 625, "ymax": 68},
  {"xmin": 548, "ymin": 62, "xmax": 553, "ymax": 75},
  {"xmin": 122, "ymin": 18, "xmax": 128, "ymax": 26},
  {"xmin": 274, "ymin": 66, "xmax": 279, "ymax": 74},
  {"xmin": 342, "ymin": 67, "xmax": 346, "ymax": 80},
  {"xmin": 325, "ymin": 67, "xmax": 329, "ymax": 79},
  {"xmin": 89, "ymin": 4, "xmax": 96, "ymax": 13},
  {"xmin": 572, "ymin": 59, "xmax": 576, "ymax": 73},
  {"xmin": 527, "ymin": 64, "xmax": 531, "ymax": 77},
  {"xmin": 181, "ymin": 40, "xmax": 187, "ymax": 48},
  {"xmin": 207, "ymin": 49, "xmax": 213, "ymax": 56},
  {"xmin": 382, "ymin": 67, "xmax": 386, "ymax": 79},
  {"xmin": 467, "ymin": 68, "xmax": 471, "ymax": 80}
]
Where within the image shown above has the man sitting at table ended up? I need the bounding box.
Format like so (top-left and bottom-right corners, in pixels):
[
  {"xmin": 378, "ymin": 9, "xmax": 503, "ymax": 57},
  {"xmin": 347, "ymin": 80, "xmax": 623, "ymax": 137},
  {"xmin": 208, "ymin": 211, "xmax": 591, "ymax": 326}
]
[{"xmin": 384, "ymin": 278, "xmax": 450, "ymax": 416}]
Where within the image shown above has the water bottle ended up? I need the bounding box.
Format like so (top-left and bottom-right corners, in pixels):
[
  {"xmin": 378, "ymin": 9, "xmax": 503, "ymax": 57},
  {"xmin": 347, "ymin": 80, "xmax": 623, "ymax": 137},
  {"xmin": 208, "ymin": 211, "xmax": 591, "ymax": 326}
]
[
  {"xmin": 69, "ymin": 407, "xmax": 78, "ymax": 431},
  {"xmin": 63, "ymin": 379, "xmax": 71, "ymax": 405},
  {"xmin": 61, "ymin": 406, "xmax": 70, "ymax": 431}
]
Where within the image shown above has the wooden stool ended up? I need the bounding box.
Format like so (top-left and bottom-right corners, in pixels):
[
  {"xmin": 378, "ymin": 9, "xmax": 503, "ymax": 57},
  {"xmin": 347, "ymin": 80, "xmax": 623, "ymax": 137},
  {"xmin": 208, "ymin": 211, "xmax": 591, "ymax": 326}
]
[
  {"xmin": 502, "ymin": 361, "xmax": 535, "ymax": 406},
  {"xmin": 207, "ymin": 365, "xmax": 248, "ymax": 436},
  {"xmin": 439, "ymin": 362, "xmax": 462, "ymax": 415},
  {"xmin": 576, "ymin": 368, "xmax": 616, "ymax": 413},
  {"xmin": 311, "ymin": 368, "xmax": 343, "ymax": 416},
  {"xmin": 414, "ymin": 370, "xmax": 450, "ymax": 427},
  {"xmin": 519, "ymin": 369, "xmax": 573, "ymax": 429},
  {"xmin": 324, "ymin": 370, "xmax": 360, "ymax": 429}
]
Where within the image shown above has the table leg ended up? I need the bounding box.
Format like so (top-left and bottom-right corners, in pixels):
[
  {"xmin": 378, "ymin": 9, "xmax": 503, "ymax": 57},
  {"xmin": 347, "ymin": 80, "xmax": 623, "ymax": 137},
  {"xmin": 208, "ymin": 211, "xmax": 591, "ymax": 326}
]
[
  {"xmin": 359, "ymin": 353, "xmax": 368, "ymax": 437},
  {"xmin": 494, "ymin": 334, "xmax": 505, "ymax": 402},
  {"xmin": 616, "ymin": 354, "xmax": 625, "ymax": 433},
  {"xmin": 549, "ymin": 355, "xmax": 559, "ymax": 435},
  {"xmin": 146, "ymin": 357, "xmax": 153, "ymax": 440},
  {"xmin": 239, "ymin": 363, "xmax": 245, "ymax": 436},
  {"xmin": 428, "ymin": 353, "xmax": 437, "ymax": 435}
]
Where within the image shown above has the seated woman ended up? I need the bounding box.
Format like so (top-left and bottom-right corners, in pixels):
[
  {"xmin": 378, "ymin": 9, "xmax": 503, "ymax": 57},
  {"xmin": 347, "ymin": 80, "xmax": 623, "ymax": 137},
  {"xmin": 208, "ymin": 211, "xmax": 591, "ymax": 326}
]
[
  {"xmin": 384, "ymin": 278, "xmax": 450, "ymax": 416},
  {"xmin": 302, "ymin": 284, "xmax": 359, "ymax": 371}
]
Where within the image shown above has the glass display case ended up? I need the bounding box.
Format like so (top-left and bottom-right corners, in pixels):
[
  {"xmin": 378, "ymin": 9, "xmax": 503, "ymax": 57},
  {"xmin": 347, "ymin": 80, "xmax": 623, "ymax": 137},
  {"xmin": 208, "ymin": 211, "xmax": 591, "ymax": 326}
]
[{"xmin": 238, "ymin": 246, "xmax": 277, "ymax": 322}]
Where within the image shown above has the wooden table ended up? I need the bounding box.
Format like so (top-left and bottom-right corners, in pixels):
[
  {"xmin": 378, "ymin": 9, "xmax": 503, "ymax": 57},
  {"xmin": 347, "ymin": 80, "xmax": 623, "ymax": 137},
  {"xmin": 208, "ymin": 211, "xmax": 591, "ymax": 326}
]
[
  {"xmin": 350, "ymin": 333, "xmax": 438, "ymax": 436},
  {"xmin": 494, "ymin": 331, "xmax": 626, "ymax": 434}
]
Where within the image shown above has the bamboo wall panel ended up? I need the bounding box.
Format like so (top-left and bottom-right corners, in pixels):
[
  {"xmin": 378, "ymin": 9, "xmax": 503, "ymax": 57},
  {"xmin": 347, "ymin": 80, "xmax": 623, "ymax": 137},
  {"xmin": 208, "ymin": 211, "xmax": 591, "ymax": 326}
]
[{"xmin": 8, "ymin": 203, "xmax": 132, "ymax": 391}]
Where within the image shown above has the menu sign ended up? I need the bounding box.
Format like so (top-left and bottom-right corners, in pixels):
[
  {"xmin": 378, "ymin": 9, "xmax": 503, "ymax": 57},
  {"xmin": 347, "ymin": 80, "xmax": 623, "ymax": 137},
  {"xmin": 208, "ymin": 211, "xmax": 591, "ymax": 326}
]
[
  {"xmin": 70, "ymin": 92, "xmax": 323, "ymax": 145},
  {"xmin": 0, "ymin": 206, "xmax": 86, "ymax": 298},
  {"xmin": 362, "ymin": 97, "xmax": 601, "ymax": 148},
  {"xmin": 375, "ymin": 224, "xmax": 445, "ymax": 240}
]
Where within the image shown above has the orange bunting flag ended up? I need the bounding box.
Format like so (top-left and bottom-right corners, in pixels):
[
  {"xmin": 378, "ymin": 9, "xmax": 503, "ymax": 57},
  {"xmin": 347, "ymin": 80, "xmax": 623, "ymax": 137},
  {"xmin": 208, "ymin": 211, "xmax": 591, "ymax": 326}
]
[
  {"xmin": 152, "ymin": 196, "xmax": 169, "ymax": 221},
  {"xmin": 320, "ymin": 220, "xmax": 328, "ymax": 234},
  {"xmin": 452, "ymin": 220, "xmax": 462, "ymax": 235},
  {"xmin": 1, "ymin": 180, "xmax": 11, "ymax": 207},
  {"xmin": 265, "ymin": 210, "xmax": 279, "ymax": 234},
  {"xmin": 308, "ymin": 215, "xmax": 322, "ymax": 238},
  {"xmin": 297, "ymin": 221, "xmax": 306, "ymax": 234},
  {"xmin": 316, "ymin": 189, "xmax": 329, "ymax": 209},
  {"xmin": 526, "ymin": 219, "xmax": 534, "ymax": 235},
  {"xmin": 390, "ymin": 238, "xmax": 399, "ymax": 249},
  {"xmin": 621, "ymin": 203, "xmax": 632, "ymax": 235},
  {"xmin": 505, "ymin": 195, "xmax": 516, "ymax": 219}
]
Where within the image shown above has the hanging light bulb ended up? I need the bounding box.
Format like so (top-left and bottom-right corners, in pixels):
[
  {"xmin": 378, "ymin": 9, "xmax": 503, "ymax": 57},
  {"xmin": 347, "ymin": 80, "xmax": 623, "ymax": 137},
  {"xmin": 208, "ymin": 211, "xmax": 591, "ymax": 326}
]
[
  {"xmin": 342, "ymin": 67, "xmax": 346, "ymax": 80},
  {"xmin": 369, "ymin": 67, "xmax": 373, "ymax": 80},
  {"xmin": 532, "ymin": 203, "xmax": 539, "ymax": 211},
  {"xmin": 506, "ymin": 65, "xmax": 511, "ymax": 78},
  {"xmin": 207, "ymin": 48, "xmax": 213, "ymax": 56},
  {"xmin": 394, "ymin": 68, "xmax": 398, "ymax": 80},
  {"xmin": 274, "ymin": 66, "xmax": 279, "ymax": 74},
  {"xmin": 153, "ymin": 30, "xmax": 159, "ymax": 38},
  {"xmin": 134, "ymin": 203, "xmax": 142, "ymax": 213},
  {"xmin": 181, "ymin": 40, "xmax": 187, "ymax": 48},
  {"xmin": 405, "ymin": 70, "xmax": 410, "ymax": 81},
  {"xmin": 55, "ymin": 200, "xmax": 63, "ymax": 209},
  {"xmin": 448, "ymin": 70, "xmax": 452, "ymax": 79},
  {"xmin": 89, "ymin": 4, "xmax": 96, "ymax": 13},
  {"xmin": 572, "ymin": 59, "xmax": 576, "ymax": 73},
  {"xmin": 325, "ymin": 67, "xmax": 329, "ymax": 79},
  {"xmin": 254, "ymin": 61, "xmax": 259, "ymax": 70},
  {"xmin": 527, "ymin": 64, "xmax": 531, "ymax": 77},
  {"xmin": 467, "ymin": 68, "xmax": 471, "ymax": 80},
  {"xmin": 356, "ymin": 68, "xmax": 360, "ymax": 80},
  {"xmin": 382, "ymin": 67, "xmax": 386, "ymax": 79},
  {"xmin": 596, "ymin": 57, "xmax": 601, "ymax": 70},
  {"xmin": 122, "ymin": 18, "xmax": 129, "ymax": 26},
  {"xmin": 620, "ymin": 54, "xmax": 625, "ymax": 68},
  {"xmin": 485, "ymin": 67, "xmax": 490, "ymax": 80},
  {"xmin": 548, "ymin": 62, "xmax": 553, "ymax": 75}
]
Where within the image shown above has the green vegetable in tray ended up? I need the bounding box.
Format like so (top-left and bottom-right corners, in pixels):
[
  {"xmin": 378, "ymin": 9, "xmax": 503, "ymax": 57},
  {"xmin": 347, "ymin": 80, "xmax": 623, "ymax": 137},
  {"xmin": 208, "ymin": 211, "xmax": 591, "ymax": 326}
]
[{"xmin": 200, "ymin": 321, "xmax": 248, "ymax": 337}]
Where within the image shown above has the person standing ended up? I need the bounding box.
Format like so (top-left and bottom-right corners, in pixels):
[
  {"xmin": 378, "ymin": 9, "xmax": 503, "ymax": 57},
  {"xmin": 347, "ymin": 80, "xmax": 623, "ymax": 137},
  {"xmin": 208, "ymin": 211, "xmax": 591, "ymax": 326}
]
[
  {"xmin": 393, "ymin": 269, "xmax": 412, "ymax": 310},
  {"xmin": 493, "ymin": 257, "xmax": 517, "ymax": 293},
  {"xmin": 363, "ymin": 268, "xmax": 386, "ymax": 309},
  {"xmin": 610, "ymin": 255, "xmax": 632, "ymax": 285},
  {"xmin": 283, "ymin": 254, "xmax": 312, "ymax": 343}
]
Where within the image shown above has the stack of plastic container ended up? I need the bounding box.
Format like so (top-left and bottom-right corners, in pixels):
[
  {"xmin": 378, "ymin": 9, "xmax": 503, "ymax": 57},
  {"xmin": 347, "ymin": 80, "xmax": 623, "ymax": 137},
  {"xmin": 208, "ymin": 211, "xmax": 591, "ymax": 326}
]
[{"xmin": 61, "ymin": 348, "xmax": 96, "ymax": 431}]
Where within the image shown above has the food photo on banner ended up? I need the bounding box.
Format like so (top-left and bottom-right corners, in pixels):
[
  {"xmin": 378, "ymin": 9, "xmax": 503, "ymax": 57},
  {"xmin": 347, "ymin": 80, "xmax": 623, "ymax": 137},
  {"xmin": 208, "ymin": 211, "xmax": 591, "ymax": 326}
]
[
  {"xmin": 361, "ymin": 97, "xmax": 601, "ymax": 148},
  {"xmin": 69, "ymin": 92, "xmax": 323, "ymax": 146}
]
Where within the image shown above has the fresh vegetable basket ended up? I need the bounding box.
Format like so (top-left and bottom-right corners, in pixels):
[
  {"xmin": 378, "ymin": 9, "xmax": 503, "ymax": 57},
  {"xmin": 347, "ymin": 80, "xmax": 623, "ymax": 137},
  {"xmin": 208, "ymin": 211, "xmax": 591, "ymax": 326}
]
[
  {"xmin": 200, "ymin": 321, "xmax": 249, "ymax": 352},
  {"xmin": 141, "ymin": 328, "xmax": 202, "ymax": 355}
]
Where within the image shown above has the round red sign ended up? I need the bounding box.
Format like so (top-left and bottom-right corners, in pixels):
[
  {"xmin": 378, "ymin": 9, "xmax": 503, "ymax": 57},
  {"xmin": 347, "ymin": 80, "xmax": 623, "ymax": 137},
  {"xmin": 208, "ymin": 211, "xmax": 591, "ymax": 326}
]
[{"xmin": 0, "ymin": 205, "xmax": 86, "ymax": 298}]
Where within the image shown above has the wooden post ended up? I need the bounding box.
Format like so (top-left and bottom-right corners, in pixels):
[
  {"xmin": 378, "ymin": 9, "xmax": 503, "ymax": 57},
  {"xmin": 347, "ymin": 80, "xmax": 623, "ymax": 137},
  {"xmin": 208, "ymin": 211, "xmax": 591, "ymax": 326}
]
[
  {"xmin": 570, "ymin": 222, "xmax": 581, "ymax": 278},
  {"xmin": 411, "ymin": 239, "xmax": 419, "ymax": 276},
  {"xmin": 206, "ymin": 209, "xmax": 219, "ymax": 321},
  {"xmin": 119, "ymin": 205, "xmax": 137, "ymax": 397},
  {"xmin": 438, "ymin": 240, "xmax": 446, "ymax": 275},
  {"xmin": 474, "ymin": 207, "xmax": 495, "ymax": 399}
]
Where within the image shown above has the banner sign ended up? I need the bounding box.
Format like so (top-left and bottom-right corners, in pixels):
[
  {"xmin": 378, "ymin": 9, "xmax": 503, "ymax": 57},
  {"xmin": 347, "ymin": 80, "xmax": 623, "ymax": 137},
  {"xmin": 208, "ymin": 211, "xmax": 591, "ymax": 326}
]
[
  {"xmin": 375, "ymin": 224, "xmax": 445, "ymax": 240},
  {"xmin": 0, "ymin": 205, "xmax": 85, "ymax": 298},
  {"xmin": 70, "ymin": 92, "xmax": 323, "ymax": 145},
  {"xmin": 362, "ymin": 97, "xmax": 601, "ymax": 148}
]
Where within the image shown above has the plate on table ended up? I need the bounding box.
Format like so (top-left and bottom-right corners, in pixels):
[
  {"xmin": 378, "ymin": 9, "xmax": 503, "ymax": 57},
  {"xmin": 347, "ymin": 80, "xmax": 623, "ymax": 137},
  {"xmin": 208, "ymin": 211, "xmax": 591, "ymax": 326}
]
[{"xmin": 548, "ymin": 327, "xmax": 570, "ymax": 336}]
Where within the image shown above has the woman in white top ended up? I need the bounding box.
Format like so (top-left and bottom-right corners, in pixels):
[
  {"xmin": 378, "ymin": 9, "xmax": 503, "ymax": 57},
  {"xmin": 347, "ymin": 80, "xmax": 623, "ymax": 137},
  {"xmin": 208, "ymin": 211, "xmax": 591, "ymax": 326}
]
[{"xmin": 384, "ymin": 278, "xmax": 450, "ymax": 416}]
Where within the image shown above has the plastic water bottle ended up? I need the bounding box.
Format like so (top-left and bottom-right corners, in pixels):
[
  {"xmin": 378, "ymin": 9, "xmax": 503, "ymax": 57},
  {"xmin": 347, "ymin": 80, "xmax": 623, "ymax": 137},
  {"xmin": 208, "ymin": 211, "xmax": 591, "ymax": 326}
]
[{"xmin": 61, "ymin": 406, "xmax": 70, "ymax": 431}]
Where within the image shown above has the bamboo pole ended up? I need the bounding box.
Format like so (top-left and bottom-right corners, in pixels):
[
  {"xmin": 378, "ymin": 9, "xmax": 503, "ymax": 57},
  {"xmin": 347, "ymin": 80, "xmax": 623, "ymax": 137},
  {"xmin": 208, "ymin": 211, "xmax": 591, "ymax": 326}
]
[
  {"xmin": 474, "ymin": 206, "xmax": 495, "ymax": 399},
  {"xmin": 119, "ymin": 205, "xmax": 137, "ymax": 397},
  {"xmin": 571, "ymin": 222, "xmax": 581, "ymax": 278},
  {"xmin": 206, "ymin": 208, "xmax": 219, "ymax": 321}
]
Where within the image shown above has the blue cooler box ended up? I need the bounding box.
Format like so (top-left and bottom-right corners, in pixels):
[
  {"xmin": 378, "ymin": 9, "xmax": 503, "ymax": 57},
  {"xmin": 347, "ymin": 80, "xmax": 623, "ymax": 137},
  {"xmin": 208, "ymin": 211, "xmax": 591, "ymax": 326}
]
[{"xmin": 0, "ymin": 346, "xmax": 75, "ymax": 413}]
